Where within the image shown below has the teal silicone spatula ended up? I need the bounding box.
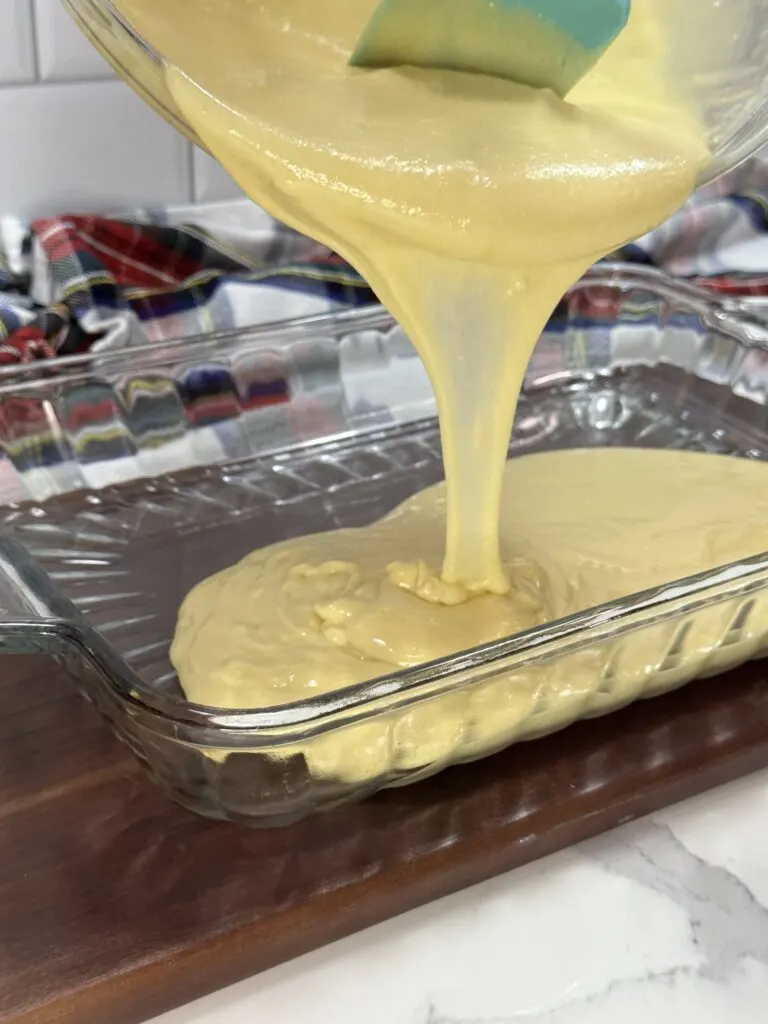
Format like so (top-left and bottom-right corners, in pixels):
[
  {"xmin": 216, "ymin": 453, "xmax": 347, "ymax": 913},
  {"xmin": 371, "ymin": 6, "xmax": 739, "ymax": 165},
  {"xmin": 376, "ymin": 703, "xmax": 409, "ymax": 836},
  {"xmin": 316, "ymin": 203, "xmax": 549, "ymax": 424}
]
[{"xmin": 350, "ymin": 0, "xmax": 631, "ymax": 97}]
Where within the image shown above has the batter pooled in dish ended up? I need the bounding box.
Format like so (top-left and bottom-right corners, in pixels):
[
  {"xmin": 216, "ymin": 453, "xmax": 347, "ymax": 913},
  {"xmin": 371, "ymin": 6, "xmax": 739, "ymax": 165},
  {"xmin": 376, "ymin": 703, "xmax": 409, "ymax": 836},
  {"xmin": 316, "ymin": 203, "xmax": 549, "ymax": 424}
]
[{"xmin": 172, "ymin": 448, "xmax": 768, "ymax": 782}]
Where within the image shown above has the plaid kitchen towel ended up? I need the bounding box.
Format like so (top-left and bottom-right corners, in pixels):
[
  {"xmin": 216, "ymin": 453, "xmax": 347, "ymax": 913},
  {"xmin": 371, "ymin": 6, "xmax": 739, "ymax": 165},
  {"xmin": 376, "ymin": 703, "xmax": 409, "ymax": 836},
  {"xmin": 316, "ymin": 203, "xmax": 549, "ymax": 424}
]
[
  {"xmin": 0, "ymin": 201, "xmax": 376, "ymax": 364},
  {"xmin": 0, "ymin": 152, "xmax": 767, "ymax": 365}
]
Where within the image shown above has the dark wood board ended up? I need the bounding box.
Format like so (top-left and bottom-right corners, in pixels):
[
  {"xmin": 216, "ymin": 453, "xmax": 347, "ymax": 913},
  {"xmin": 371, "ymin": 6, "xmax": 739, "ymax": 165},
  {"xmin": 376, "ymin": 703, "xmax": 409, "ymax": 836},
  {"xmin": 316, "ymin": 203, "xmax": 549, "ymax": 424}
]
[{"xmin": 1, "ymin": 651, "xmax": 767, "ymax": 1024}]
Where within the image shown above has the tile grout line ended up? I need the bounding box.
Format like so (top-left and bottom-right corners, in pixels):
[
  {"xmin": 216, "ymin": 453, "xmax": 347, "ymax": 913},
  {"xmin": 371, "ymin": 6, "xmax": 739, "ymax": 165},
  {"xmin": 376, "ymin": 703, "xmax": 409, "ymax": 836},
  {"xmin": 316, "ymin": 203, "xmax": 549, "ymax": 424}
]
[
  {"xmin": 27, "ymin": 0, "xmax": 41, "ymax": 82},
  {"xmin": 0, "ymin": 74, "xmax": 118, "ymax": 90}
]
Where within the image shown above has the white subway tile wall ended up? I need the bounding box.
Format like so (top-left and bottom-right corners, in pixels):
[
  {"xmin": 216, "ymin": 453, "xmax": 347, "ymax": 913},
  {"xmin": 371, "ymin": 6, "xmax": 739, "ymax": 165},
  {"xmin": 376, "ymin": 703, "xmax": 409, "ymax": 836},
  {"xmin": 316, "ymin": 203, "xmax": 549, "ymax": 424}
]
[{"xmin": 0, "ymin": 0, "xmax": 245, "ymax": 216}]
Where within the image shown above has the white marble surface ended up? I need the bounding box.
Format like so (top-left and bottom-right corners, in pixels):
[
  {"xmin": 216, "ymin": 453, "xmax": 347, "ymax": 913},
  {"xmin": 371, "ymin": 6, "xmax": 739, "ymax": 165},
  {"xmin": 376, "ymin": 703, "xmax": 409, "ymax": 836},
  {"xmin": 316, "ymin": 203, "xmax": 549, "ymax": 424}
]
[{"xmin": 148, "ymin": 768, "xmax": 768, "ymax": 1024}]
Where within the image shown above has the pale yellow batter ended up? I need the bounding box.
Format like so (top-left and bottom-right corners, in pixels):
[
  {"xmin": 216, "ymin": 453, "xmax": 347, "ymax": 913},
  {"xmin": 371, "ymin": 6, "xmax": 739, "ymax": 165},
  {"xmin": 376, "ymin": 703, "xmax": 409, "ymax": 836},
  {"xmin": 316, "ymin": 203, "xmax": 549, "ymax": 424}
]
[
  {"xmin": 113, "ymin": 0, "xmax": 707, "ymax": 587},
  {"xmin": 105, "ymin": 0, "xmax": 757, "ymax": 781},
  {"xmin": 173, "ymin": 449, "xmax": 768, "ymax": 782},
  {"xmin": 174, "ymin": 447, "xmax": 768, "ymax": 707}
]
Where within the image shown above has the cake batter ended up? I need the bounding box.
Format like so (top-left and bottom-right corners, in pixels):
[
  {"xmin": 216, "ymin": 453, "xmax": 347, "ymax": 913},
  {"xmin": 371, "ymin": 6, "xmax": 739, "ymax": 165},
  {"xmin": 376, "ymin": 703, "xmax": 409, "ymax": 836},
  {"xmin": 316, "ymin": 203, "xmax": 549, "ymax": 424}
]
[
  {"xmin": 106, "ymin": 1, "xmax": 762, "ymax": 777},
  {"xmin": 113, "ymin": 0, "xmax": 707, "ymax": 583},
  {"xmin": 172, "ymin": 449, "xmax": 768, "ymax": 782}
]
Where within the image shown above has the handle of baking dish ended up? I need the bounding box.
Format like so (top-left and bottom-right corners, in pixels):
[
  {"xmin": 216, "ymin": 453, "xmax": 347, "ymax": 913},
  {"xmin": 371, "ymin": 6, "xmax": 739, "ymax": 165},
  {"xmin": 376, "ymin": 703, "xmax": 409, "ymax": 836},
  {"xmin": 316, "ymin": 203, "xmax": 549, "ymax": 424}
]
[
  {"xmin": 720, "ymin": 295, "xmax": 768, "ymax": 328},
  {"xmin": 0, "ymin": 533, "xmax": 82, "ymax": 654}
]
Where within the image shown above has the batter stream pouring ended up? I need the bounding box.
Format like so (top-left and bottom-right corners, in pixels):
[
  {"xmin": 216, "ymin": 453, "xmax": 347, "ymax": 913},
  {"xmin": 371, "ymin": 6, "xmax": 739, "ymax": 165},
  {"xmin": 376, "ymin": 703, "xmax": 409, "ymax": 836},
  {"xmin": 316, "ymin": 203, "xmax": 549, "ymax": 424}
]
[
  {"xmin": 92, "ymin": 1, "xmax": 768, "ymax": 773},
  {"xmin": 113, "ymin": 0, "xmax": 706, "ymax": 583}
]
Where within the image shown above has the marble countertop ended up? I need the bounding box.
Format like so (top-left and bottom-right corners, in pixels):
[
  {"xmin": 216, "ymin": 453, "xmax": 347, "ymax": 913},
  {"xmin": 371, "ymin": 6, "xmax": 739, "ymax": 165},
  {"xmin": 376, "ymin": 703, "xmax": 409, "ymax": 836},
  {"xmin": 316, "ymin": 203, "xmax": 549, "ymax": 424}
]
[{"xmin": 148, "ymin": 767, "xmax": 768, "ymax": 1024}]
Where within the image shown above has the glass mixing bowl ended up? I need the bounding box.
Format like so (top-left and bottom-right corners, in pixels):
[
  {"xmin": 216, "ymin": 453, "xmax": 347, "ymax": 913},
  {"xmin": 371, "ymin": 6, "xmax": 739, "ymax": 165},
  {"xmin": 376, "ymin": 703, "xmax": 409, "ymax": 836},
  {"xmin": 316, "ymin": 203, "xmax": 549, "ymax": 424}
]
[{"xmin": 63, "ymin": 0, "xmax": 768, "ymax": 186}]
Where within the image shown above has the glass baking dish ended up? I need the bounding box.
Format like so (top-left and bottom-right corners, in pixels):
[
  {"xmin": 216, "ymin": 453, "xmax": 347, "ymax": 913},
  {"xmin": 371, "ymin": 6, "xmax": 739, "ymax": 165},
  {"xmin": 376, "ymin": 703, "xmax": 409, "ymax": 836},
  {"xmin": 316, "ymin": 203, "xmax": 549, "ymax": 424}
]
[{"xmin": 1, "ymin": 264, "xmax": 768, "ymax": 826}]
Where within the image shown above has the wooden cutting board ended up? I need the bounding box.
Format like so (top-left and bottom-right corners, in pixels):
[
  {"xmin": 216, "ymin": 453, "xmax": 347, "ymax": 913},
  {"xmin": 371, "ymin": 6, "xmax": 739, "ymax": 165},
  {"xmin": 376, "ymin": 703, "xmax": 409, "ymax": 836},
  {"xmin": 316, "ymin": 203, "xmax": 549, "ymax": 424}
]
[{"xmin": 2, "ymin": 651, "xmax": 768, "ymax": 1024}]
